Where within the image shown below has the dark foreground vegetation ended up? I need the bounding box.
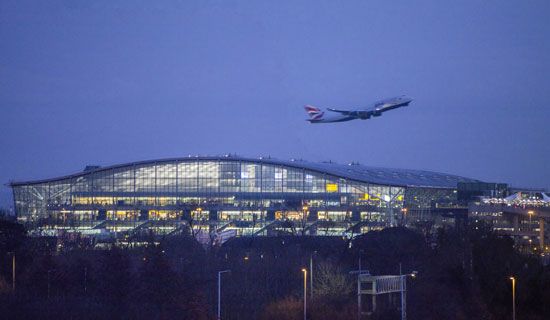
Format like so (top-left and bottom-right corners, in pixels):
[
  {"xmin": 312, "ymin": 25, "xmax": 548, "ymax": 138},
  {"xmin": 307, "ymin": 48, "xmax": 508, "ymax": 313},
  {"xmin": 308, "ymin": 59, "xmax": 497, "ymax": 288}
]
[{"xmin": 1, "ymin": 220, "xmax": 549, "ymax": 320}]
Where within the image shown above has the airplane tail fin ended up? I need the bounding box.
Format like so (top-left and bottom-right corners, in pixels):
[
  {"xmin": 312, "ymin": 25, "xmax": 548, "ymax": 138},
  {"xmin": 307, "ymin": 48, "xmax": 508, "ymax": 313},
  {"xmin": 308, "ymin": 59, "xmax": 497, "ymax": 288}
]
[{"xmin": 304, "ymin": 105, "xmax": 324, "ymax": 121}]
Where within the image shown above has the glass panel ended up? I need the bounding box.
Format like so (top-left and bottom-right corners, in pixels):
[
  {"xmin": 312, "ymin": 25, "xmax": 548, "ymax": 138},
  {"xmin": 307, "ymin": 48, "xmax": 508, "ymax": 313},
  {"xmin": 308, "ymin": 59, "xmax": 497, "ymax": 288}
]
[{"xmin": 135, "ymin": 165, "xmax": 155, "ymax": 193}]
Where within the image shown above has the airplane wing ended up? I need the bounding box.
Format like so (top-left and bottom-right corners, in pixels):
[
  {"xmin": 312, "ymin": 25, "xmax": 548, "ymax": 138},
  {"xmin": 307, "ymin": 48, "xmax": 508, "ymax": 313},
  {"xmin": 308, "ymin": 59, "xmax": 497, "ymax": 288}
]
[
  {"xmin": 327, "ymin": 108, "xmax": 373, "ymax": 118},
  {"xmin": 327, "ymin": 108, "xmax": 353, "ymax": 115}
]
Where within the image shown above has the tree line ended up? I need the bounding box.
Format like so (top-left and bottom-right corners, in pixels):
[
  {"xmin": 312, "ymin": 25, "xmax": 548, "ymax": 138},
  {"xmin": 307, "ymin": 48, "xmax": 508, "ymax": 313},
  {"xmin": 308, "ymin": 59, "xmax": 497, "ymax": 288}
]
[{"xmin": 0, "ymin": 219, "xmax": 549, "ymax": 319}]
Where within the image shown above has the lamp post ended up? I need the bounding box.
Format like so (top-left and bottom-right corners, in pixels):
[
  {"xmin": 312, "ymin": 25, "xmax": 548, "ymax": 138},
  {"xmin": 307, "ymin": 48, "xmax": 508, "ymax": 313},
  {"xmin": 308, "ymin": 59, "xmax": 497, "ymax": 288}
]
[
  {"xmin": 510, "ymin": 277, "xmax": 516, "ymax": 320},
  {"xmin": 399, "ymin": 263, "xmax": 418, "ymax": 320},
  {"xmin": 217, "ymin": 270, "xmax": 231, "ymax": 320},
  {"xmin": 401, "ymin": 275, "xmax": 407, "ymax": 320},
  {"xmin": 8, "ymin": 252, "xmax": 15, "ymax": 291},
  {"xmin": 302, "ymin": 268, "xmax": 307, "ymax": 320}
]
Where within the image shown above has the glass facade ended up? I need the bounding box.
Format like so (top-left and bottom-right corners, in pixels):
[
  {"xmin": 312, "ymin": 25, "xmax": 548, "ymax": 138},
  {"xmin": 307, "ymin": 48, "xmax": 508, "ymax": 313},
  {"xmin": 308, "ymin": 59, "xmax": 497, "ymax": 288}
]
[{"xmin": 11, "ymin": 157, "xmax": 465, "ymax": 237}]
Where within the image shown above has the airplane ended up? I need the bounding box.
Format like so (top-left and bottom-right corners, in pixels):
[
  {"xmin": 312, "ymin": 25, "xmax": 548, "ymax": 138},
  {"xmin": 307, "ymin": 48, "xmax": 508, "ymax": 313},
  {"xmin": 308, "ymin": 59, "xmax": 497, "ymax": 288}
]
[{"xmin": 304, "ymin": 95, "xmax": 413, "ymax": 123}]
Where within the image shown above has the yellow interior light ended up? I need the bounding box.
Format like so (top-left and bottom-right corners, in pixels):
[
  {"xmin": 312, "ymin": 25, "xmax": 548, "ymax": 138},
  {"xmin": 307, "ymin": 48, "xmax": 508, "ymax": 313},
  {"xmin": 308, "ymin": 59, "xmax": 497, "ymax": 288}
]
[{"xmin": 326, "ymin": 183, "xmax": 338, "ymax": 192}]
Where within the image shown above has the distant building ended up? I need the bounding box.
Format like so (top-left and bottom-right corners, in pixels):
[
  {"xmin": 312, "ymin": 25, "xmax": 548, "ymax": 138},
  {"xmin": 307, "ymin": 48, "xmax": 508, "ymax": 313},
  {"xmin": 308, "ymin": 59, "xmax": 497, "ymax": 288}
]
[
  {"xmin": 9, "ymin": 155, "xmax": 479, "ymax": 240},
  {"xmin": 468, "ymin": 186, "xmax": 550, "ymax": 254}
]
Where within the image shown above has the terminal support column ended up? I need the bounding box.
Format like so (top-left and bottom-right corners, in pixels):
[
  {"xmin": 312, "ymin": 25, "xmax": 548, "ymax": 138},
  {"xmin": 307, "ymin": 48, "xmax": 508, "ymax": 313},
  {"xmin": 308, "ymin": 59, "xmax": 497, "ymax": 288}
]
[
  {"xmin": 352, "ymin": 210, "xmax": 361, "ymax": 222},
  {"xmin": 540, "ymin": 218, "xmax": 545, "ymax": 250}
]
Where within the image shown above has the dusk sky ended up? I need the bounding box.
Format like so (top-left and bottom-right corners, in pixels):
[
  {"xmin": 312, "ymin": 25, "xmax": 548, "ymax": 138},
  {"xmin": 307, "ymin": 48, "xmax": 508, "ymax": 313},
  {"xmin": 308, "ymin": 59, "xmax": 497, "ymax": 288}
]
[{"xmin": 1, "ymin": 1, "xmax": 549, "ymax": 207}]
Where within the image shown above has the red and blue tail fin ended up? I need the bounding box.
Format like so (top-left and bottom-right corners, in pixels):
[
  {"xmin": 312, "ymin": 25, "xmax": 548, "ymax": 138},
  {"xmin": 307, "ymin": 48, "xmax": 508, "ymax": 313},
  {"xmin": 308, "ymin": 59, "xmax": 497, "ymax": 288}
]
[{"xmin": 304, "ymin": 105, "xmax": 324, "ymax": 121}]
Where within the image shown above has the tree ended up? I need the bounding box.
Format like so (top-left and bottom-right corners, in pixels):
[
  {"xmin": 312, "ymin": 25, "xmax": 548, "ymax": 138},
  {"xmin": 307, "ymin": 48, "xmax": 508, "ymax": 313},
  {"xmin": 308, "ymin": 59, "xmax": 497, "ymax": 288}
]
[{"xmin": 313, "ymin": 261, "xmax": 352, "ymax": 299}]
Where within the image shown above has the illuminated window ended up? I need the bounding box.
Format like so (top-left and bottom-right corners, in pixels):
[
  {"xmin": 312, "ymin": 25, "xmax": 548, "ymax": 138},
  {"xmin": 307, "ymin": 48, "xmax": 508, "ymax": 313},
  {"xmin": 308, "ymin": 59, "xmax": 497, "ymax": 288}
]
[{"xmin": 326, "ymin": 183, "xmax": 338, "ymax": 193}]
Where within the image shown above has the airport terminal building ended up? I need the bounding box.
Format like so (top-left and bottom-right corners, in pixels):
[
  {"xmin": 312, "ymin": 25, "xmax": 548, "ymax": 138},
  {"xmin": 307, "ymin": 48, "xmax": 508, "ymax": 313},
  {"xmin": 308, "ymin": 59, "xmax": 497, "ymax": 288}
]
[{"xmin": 10, "ymin": 156, "xmax": 479, "ymax": 240}]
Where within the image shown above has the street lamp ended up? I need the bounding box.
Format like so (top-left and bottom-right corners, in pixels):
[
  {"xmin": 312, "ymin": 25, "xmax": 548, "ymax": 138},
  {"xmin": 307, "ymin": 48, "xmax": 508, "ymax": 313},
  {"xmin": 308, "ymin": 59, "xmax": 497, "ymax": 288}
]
[
  {"xmin": 510, "ymin": 277, "xmax": 516, "ymax": 320},
  {"xmin": 217, "ymin": 270, "xmax": 231, "ymax": 320},
  {"xmin": 301, "ymin": 268, "xmax": 307, "ymax": 320}
]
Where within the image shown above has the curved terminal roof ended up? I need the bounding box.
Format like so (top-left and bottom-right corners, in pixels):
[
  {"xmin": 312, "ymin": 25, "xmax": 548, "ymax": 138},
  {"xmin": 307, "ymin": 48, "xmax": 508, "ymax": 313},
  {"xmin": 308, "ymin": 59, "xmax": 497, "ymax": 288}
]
[{"xmin": 10, "ymin": 155, "xmax": 479, "ymax": 189}]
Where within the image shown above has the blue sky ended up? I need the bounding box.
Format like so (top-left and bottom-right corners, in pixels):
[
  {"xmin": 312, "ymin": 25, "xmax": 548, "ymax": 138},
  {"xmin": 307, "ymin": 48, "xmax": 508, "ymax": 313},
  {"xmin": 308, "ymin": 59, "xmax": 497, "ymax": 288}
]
[{"xmin": 1, "ymin": 1, "xmax": 549, "ymax": 207}]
